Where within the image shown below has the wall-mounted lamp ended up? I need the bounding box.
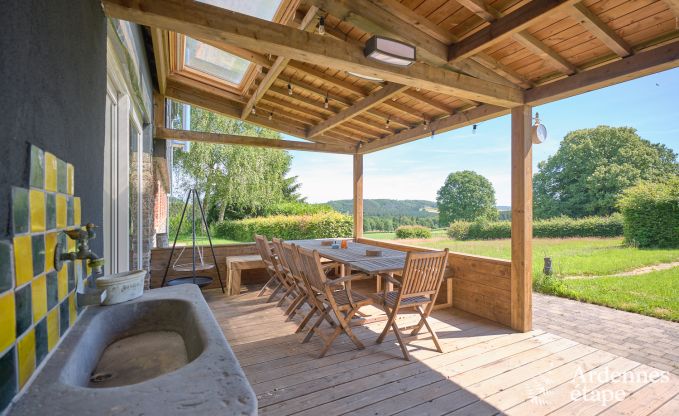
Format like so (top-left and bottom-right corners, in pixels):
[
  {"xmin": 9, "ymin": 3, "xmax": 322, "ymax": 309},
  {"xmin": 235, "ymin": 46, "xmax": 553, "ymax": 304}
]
[
  {"xmin": 364, "ymin": 36, "xmax": 416, "ymax": 67},
  {"xmin": 324, "ymin": 92, "xmax": 329, "ymax": 109},
  {"xmin": 532, "ymin": 112, "xmax": 547, "ymax": 144},
  {"xmin": 318, "ymin": 16, "xmax": 325, "ymax": 35}
]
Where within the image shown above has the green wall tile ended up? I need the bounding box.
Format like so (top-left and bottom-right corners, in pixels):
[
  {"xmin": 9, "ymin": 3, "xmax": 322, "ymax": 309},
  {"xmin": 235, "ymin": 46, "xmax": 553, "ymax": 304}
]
[
  {"xmin": 67, "ymin": 262, "xmax": 75, "ymax": 293},
  {"xmin": 11, "ymin": 187, "xmax": 29, "ymax": 235},
  {"xmin": 30, "ymin": 146, "xmax": 45, "ymax": 190},
  {"xmin": 59, "ymin": 300, "xmax": 69, "ymax": 336},
  {"xmin": 15, "ymin": 285, "xmax": 32, "ymax": 337},
  {"xmin": 46, "ymin": 271, "xmax": 58, "ymax": 311},
  {"xmin": 0, "ymin": 347, "xmax": 17, "ymax": 413},
  {"xmin": 31, "ymin": 235, "xmax": 45, "ymax": 277},
  {"xmin": 34, "ymin": 318, "xmax": 48, "ymax": 367},
  {"xmin": 0, "ymin": 242, "xmax": 12, "ymax": 293},
  {"xmin": 57, "ymin": 159, "xmax": 67, "ymax": 194},
  {"xmin": 46, "ymin": 193, "xmax": 56, "ymax": 231},
  {"xmin": 67, "ymin": 197, "xmax": 74, "ymax": 227}
]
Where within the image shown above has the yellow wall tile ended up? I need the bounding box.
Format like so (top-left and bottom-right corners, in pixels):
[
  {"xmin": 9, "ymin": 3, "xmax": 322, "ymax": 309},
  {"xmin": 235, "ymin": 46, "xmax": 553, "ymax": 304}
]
[
  {"xmin": 30, "ymin": 190, "xmax": 46, "ymax": 232},
  {"xmin": 66, "ymin": 163, "xmax": 74, "ymax": 195},
  {"xmin": 45, "ymin": 232, "xmax": 57, "ymax": 272},
  {"xmin": 56, "ymin": 195, "xmax": 67, "ymax": 229},
  {"xmin": 69, "ymin": 293, "xmax": 76, "ymax": 324},
  {"xmin": 18, "ymin": 330, "xmax": 36, "ymax": 388},
  {"xmin": 44, "ymin": 152, "xmax": 57, "ymax": 192},
  {"xmin": 0, "ymin": 292, "xmax": 16, "ymax": 352},
  {"xmin": 47, "ymin": 307, "xmax": 59, "ymax": 351},
  {"xmin": 58, "ymin": 266, "xmax": 68, "ymax": 301},
  {"xmin": 32, "ymin": 274, "xmax": 47, "ymax": 322},
  {"xmin": 13, "ymin": 235, "xmax": 33, "ymax": 286},
  {"xmin": 74, "ymin": 197, "xmax": 81, "ymax": 225}
]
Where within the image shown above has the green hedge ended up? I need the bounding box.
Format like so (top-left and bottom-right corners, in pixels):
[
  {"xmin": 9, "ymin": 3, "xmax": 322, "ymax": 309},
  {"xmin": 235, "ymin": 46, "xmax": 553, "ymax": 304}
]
[
  {"xmin": 618, "ymin": 177, "xmax": 679, "ymax": 248},
  {"xmin": 262, "ymin": 201, "xmax": 335, "ymax": 216},
  {"xmin": 213, "ymin": 212, "xmax": 353, "ymax": 241},
  {"xmin": 447, "ymin": 215, "xmax": 623, "ymax": 240},
  {"xmin": 395, "ymin": 225, "xmax": 432, "ymax": 239}
]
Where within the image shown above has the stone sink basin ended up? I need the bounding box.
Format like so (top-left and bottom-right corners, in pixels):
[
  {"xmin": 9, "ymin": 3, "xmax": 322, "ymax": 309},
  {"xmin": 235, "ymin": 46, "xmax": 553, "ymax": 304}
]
[{"xmin": 11, "ymin": 285, "xmax": 257, "ymax": 415}]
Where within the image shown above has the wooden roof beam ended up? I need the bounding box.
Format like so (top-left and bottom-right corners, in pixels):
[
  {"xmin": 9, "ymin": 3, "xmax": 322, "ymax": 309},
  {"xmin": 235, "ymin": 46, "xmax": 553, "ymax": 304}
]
[
  {"xmin": 568, "ymin": 2, "xmax": 632, "ymax": 58},
  {"xmin": 455, "ymin": 0, "xmax": 498, "ymax": 22},
  {"xmin": 101, "ymin": 0, "xmax": 522, "ymax": 106},
  {"xmin": 155, "ymin": 127, "xmax": 356, "ymax": 154},
  {"xmin": 241, "ymin": 6, "xmax": 319, "ymax": 119},
  {"xmin": 513, "ymin": 31, "xmax": 578, "ymax": 75},
  {"xmin": 306, "ymin": 83, "xmax": 409, "ymax": 138},
  {"xmin": 664, "ymin": 0, "xmax": 679, "ymax": 17},
  {"xmin": 471, "ymin": 52, "xmax": 534, "ymax": 89},
  {"xmin": 448, "ymin": 0, "xmax": 580, "ymax": 63},
  {"xmin": 526, "ymin": 39, "xmax": 679, "ymax": 105}
]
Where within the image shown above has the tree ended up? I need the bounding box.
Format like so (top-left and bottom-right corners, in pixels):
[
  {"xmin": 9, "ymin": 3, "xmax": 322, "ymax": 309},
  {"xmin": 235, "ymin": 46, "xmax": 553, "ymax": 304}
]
[
  {"xmin": 172, "ymin": 105, "xmax": 301, "ymax": 222},
  {"xmin": 533, "ymin": 126, "xmax": 678, "ymax": 219},
  {"xmin": 436, "ymin": 171, "xmax": 498, "ymax": 226}
]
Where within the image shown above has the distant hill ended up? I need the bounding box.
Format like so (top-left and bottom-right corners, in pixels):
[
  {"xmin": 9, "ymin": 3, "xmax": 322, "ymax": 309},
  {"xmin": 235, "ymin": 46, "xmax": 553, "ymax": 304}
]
[{"xmin": 326, "ymin": 199, "xmax": 438, "ymax": 217}]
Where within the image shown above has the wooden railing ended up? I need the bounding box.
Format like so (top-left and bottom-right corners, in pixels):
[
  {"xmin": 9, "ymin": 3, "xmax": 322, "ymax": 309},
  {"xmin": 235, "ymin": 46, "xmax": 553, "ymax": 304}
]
[{"xmin": 357, "ymin": 237, "xmax": 512, "ymax": 327}]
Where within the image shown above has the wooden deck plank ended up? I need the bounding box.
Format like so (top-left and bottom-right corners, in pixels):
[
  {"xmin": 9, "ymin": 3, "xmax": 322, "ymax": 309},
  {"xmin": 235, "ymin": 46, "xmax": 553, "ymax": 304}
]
[{"xmin": 205, "ymin": 290, "xmax": 678, "ymax": 416}]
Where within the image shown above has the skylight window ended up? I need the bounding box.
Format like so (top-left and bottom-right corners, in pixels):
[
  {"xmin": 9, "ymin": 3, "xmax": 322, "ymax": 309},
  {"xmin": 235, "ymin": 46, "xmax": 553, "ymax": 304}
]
[
  {"xmin": 184, "ymin": 37, "xmax": 250, "ymax": 85},
  {"xmin": 197, "ymin": 0, "xmax": 282, "ymax": 21}
]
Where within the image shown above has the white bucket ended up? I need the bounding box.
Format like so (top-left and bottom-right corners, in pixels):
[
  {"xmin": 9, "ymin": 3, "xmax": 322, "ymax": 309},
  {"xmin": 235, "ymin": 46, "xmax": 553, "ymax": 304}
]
[{"xmin": 96, "ymin": 270, "xmax": 146, "ymax": 305}]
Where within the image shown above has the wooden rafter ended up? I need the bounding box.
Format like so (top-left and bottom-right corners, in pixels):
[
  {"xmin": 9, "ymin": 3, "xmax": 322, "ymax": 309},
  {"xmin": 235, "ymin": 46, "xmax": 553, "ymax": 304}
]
[
  {"xmin": 155, "ymin": 127, "xmax": 356, "ymax": 154},
  {"xmin": 358, "ymin": 104, "xmax": 507, "ymax": 153},
  {"xmin": 102, "ymin": 0, "xmax": 523, "ymax": 106},
  {"xmin": 241, "ymin": 6, "xmax": 319, "ymax": 119},
  {"xmin": 471, "ymin": 52, "xmax": 533, "ymax": 89},
  {"xmin": 526, "ymin": 39, "xmax": 679, "ymax": 105},
  {"xmin": 568, "ymin": 2, "xmax": 632, "ymax": 58},
  {"xmin": 455, "ymin": 0, "xmax": 498, "ymax": 22},
  {"xmin": 513, "ymin": 31, "xmax": 578, "ymax": 75},
  {"xmin": 664, "ymin": 0, "xmax": 679, "ymax": 17},
  {"xmin": 448, "ymin": 0, "xmax": 580, "ymax": 63},
  {"xmin": 307, "ymin": 83, "xmax": 409, "ymax": 138}
]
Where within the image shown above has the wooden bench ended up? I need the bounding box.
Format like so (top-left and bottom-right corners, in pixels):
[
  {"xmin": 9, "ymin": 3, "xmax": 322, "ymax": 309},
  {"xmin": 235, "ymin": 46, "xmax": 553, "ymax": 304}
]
[{"xmin": 226, "ymin": 255, "xmax": 265, "ymax": 295}]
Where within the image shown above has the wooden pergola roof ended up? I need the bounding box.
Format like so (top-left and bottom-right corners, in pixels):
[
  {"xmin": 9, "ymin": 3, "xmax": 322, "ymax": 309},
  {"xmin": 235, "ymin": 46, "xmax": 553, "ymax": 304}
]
[{"xmin": 105, "ymin": 0, "xmax": 679, "ymax": 155}]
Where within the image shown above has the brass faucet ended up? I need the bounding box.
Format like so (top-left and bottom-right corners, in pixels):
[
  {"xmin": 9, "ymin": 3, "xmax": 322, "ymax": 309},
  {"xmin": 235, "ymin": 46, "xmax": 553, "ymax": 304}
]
[{"xmin": 55, "ymin": 223, "xmax": 105, "ymax": 274}]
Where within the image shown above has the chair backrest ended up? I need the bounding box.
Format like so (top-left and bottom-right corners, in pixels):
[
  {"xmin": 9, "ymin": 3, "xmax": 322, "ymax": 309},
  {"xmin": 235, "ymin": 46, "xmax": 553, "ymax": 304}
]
[
  {"xmin": 280, "ymin": 241, "xmax": 304, "ymax": 281},
  {"xmin": 295, "ymin": 246, "xmax": 328, "ymax": 293},
  {"xmin": 254, "ymin": 234, "xmax": 274, "ymax": 266},
  {"xmin": 271, "ymin": 238, "xmax": 288, "ymax": 271},
  {"xmin": 400, "ymin": 249, "xmax": 449, "ymax": 298}
]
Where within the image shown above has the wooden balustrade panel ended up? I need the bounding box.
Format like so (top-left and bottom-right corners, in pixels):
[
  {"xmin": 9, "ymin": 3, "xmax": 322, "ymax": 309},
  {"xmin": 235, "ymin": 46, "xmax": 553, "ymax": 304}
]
[
  {"xmin": 357, "ymin": 238, "xmax": 512, "ymax": 327},
  {"xmin": 149, "ymin": 243, "xmax": 265, "ymax": 290}
]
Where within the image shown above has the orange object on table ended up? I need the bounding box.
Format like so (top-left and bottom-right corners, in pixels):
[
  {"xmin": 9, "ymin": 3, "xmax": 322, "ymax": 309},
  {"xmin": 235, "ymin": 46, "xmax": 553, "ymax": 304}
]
[{"xmin": 341, "ymin": 239, "xmax": 348, "ymax": 249}]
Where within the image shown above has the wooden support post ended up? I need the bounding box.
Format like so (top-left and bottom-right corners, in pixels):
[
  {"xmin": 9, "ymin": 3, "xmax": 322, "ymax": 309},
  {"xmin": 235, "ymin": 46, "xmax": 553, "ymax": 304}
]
[
  {"xmin": 153, "ymin": 92, "xmax": 166, "ymax": 134},
  {"xmin": 353, "ymin": 154, "xmax": 364, "ymax": 238},
  {"xmin": 511, "ymin": 105, "xmax": 533, "ymax": 332}
]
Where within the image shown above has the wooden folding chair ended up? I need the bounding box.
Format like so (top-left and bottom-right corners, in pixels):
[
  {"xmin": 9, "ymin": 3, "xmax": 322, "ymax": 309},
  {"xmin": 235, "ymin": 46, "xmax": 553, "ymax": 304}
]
[
  {"xmin": 295, "ymin": 245, "xmax": 374, "ymax": 358},
  {"xmin": 254, "ymin": 235, "xmax": 292, "ymax": 303},
  {"xmin": 271, "ymin": 238, "xmax": 307, "ymax": 316},
  {"xmin": 375, "ymin": 249, "xmax": 449, "ymax": 361}
]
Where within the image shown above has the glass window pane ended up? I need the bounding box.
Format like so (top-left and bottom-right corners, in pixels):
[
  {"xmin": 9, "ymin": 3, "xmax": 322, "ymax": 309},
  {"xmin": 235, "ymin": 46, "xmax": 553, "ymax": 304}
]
[
  {"xmin": 184, "ymin": 37, "xmax": 250, "ymax": 85},
  {"xmin": 197, "ymin": 0, "xmax": 282, "ymax": 21}
]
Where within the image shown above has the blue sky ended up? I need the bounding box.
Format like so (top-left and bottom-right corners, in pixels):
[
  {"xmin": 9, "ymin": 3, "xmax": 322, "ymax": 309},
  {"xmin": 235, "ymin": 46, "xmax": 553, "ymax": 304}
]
[{"xmin": 286, "ymin": 68, "xmax": 679, "ymax": 205}]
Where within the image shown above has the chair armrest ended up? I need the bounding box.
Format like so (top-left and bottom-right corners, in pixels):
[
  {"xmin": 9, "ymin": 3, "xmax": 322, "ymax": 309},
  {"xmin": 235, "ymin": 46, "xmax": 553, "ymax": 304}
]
[
  {"xmin": 327, "ymin": 273, "xmax": 371, "ymax": 286},
  {"xmin": 379, "ymin": 273, "xmax": 401, "ymax": 287}
]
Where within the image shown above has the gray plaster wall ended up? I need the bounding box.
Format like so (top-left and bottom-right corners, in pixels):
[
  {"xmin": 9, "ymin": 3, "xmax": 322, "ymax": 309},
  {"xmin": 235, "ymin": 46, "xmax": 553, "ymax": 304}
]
[{"xmin": 0, "ymin": 0, "xmax": 107, "ymax": 254}]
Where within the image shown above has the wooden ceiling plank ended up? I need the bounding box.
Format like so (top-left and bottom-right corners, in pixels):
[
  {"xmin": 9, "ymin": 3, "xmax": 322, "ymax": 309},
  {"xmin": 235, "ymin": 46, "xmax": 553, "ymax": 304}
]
[
  {"xmin": 664, "ymin": 0, "xmax": 679, "ymax": 17},
  {"xmin": 448, "ymin": 0, "xmax": 580, "ymax": 63},
  {"xmin": 242, "ymin": 6, "xmax": 319, "ymax": 119},
  {"xmin": 307, "ymin": 83, "xmax": 409, "ymax": 137},
  {"xmin": 358, "ymin": 104, "xmax": 508, "ymax": 153},
  {"xmin": 471, "ymin": 52, "xmax": 534, "ymax": 88},
  {"xmin": 102, "ymin": 0, "xmax": 523, "ymax": 106},
  {"xmin": 513, "ymin": 31, "xmax": 578, "ymax": 75},
  {"xmin": 402, "ymin": 90, "xmax": 455, "ymax": 114},
  {"xmin": 150, "ymin": 28, "xmax": 169, "ymax": 94},
  {"xmin": 155, "ymin": 127, "xmax": 355, "ymax": 154},
  {"xmin": 526, "ymin": 39, "xmax": 679, "ymax": 105},
  {"xmin": 287, "ymin": 61, "xmax": 367, "ymax": 96},
  {"xmin": 455, "ymin": 0, "xmax": 498, "ymax": 22},
  {"xmin": 569, "ymin": 2, "xmax": 632, "ymax": 58}
]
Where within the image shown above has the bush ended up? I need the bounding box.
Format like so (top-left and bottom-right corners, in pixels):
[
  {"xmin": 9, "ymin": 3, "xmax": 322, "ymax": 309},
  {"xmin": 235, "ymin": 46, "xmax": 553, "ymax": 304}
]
[
  {"xmin": 395, "ymin": 225, "xmax": 432, "ymax": 239},
  {"xmin": 446, "ymin": 215, "xmax": 623, "ymax": 240},
  {"xmin": 262, "ymin": 201, "xmax": 334, "ymax": 216},
  {"xmin": 213, "ymin": 212, "xmax": 353, "ymax": 241},
  {"xmin": 618, "ymin": 177, "xmax": 679, "ymax": 248}
]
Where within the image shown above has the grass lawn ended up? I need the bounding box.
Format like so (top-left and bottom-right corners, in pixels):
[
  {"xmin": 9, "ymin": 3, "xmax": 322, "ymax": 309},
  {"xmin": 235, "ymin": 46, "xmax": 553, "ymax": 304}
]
[
  {"xmin": 542, "ymin": 268, "xmax": 679, "ymax": 321},
  {"xmin": 174, "ymin": 235, "xmax": 241, "ymax": 246}
]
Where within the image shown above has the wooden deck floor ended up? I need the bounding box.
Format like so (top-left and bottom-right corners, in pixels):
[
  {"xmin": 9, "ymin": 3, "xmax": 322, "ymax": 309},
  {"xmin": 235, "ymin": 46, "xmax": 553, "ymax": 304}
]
[{"xmin": 205, "ymin": 289, "xmax": 679, "ymax": 416}]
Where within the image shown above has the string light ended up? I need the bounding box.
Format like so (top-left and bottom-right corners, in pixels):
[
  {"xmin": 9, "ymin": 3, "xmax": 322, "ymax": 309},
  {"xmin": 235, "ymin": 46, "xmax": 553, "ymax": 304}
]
[
  {"xmin": 423, "ymin": 119, "xmax": 429, "ymax": 130},
  {"xmin": 318, "ymin": 16, "xmax": 325, "ymax": 35},
  {"xmin": 288, "ymin": 80, "xmax": 293, "ymax": 95},
  {"xmin": 269, "ymin": 112, "xmax": 273, "ymax": 121},
  {"xmin": 251, "ymin": 107, "xmax": 256, "ymax": 115},
  {"xmin": 385, "ymin": 117, "xmax": 390, "ymax": 129},
  {"xmin": 473, "ymin": 124, "xmax": 477, "ymax": 134},
  {"xmin": 324, "ymin": 92, "xmax": 329, "ymax": 109}
]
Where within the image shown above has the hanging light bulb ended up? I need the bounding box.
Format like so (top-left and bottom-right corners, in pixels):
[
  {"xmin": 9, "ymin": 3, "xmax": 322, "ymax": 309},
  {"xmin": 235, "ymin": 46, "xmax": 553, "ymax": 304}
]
[
  {"xmin": 251, "ymin": 107, "xmax": 256, "ymax": 115},
  {"xmin": 423, "ymin": 119, "xmax": 429, "ymax": 130},
  {"xmin": 288, "ymin": 81, "xmax": 293, "ymax": 95},
  {"xmin": 318, "ymin": 16, "xmax": 325, "ymax": 35},
  {"xmin": 269, "ymin": 112, "xmax": 273, "ymax": 121},
  {"xmin": 385, "ymin": 117, "xmax": 390, "ymax": 129},
  {"xmin": 473, "ymin": 124, "xmax": 477, "ymax": 134},
  {"xmin": 324, "ymin": 92, "xmax": 329, "ymax": 109}
]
